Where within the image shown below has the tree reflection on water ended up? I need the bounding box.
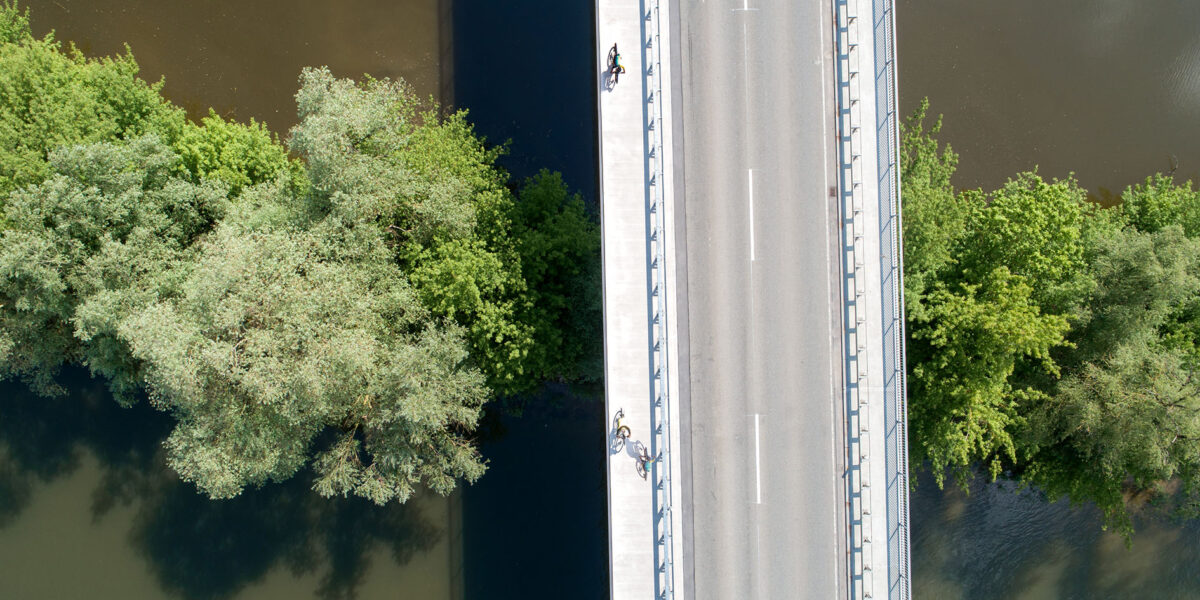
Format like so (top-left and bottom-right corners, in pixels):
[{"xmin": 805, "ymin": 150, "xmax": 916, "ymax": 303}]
[{"xmin": 0, "ymin": 368, "xmax": 442, "ymax": 600}]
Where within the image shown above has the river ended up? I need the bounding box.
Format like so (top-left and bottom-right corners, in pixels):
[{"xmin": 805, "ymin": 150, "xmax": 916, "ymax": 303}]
[
  {"xmin": 899, "ymin": 0, "xmax": 1200, "ymax": 597},
  {"xmin": 898, "ymin": 0, "xmax": 1200, "ymax": 200}
]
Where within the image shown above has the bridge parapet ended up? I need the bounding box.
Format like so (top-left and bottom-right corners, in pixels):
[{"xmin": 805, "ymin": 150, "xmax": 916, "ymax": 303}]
[{"xmin": 834, "ymin": 0, "xmax": 910, "ymax": 597}]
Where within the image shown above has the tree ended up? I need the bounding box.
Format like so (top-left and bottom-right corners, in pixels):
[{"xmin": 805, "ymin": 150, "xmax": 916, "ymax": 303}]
[
  {"xmin": 289, "ymin": 67, "xmax": 598, "ymax": 395},
  {"xmin": 117, "ymin": 216, "xmax": 487, "ymax": 503},
  {"xmin": 173, "ymin": 109, "xmax": 293, "ymax": 196},
  {"xmin": 899, "ymin": 98, "xmax": 968, "ymax": 320},
  {"xmin": 509, "ymin": 170, "xmax": 602, "ymax": 383},
  {"xmin": 1120, "ymin": 174, "xmax": 1200, "ymax": 237},
  {"xmin": 0, "ymin": 11, "xmax": 185, "ymax": 200},
  {"xmin": 1023, "ymin": 225, "xmax": 1200, "ymax": 533},
  {"xmin": 955, "ymin": 172, "xmax": 1097, "ymax": 317},
  {"xmin": 0, "ymin": 136, "xmax": 226, "ymax": 398},
  {"xmin": 0, "ymin": 1, "xmax": 29, "ymax": 45},
  {"xmin": 908, "ymin": 266, "xmax": 1070, "ymax": 486}
]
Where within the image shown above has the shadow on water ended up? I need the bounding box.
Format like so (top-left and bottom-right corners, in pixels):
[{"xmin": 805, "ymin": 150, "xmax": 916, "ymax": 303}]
[
  {"xmin": 453, "ymin": 0, "xmax": 599, "ymax": 207},
  {"xmin": 452, "ymin": 1, "xmax": 607, "ymax": 597},
  {"xmin": 0, "ymin": 368, "xmax": 442, "ymax": 600},
  {"xmin": 0, "ymin": 371, "xmax": 166, "ymax": 529},
  {"xmin": 462, "ymin": 384, "xmax": 607, "ymax": 600}
]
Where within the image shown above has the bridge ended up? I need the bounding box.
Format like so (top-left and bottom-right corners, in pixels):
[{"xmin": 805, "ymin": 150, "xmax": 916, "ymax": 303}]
[{"xmin": 597, "ymin": 0, "xmax": 910, "ymax": 598}]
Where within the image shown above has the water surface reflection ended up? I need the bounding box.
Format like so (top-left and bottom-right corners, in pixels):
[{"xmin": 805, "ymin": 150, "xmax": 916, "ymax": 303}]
[
  {"xmin": 0, "ymin": 371, "xmax": 456, "ymax": 600},
  {"xmin": 912, "ymin": 469, "xmax": 1200, "ymax": 599}
]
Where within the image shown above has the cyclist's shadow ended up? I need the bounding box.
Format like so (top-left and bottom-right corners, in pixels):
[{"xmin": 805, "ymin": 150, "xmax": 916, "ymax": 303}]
[{"xmin": 609, "ymin": 426, "xmax": 629, "ymax": 456}]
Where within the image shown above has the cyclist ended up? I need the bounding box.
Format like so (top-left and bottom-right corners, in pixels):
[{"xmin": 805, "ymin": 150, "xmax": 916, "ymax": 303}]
[
  {"xmin": 609, "ymin": 43, "xmax": 626, "ymax": 84},
  {"xmin": 612, "ymin": 409, "xmax": 631, "ymax": 450}
]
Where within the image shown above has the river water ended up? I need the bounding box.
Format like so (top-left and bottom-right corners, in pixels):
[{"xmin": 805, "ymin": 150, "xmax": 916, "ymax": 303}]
[
  {"xmin": 898, "ymin": 0, "xmax": 1200, "ymax": 200},
  {"xmin": 20, "ymin": 0, "xmax": 446, "ymax": 132},
  {"xmin": 899, "ymin": 1, "xmax": 1200, "ymax": 598}
]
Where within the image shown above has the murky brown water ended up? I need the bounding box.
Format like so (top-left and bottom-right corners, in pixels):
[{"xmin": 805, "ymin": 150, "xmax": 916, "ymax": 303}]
[
  {"xmin": 899, "ymin": 0, "xmax": 1200, "ymax": 199},
  {"xmin": 900, "ymin": 1, "xmax": 1200, "ymax": 597},
  {"xmin": 24, "ymin": 0, "xmax": 447, "ymax": 131}
]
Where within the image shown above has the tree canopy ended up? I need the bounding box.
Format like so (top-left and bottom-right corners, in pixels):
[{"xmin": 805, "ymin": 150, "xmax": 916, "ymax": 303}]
[
  {"xmin": 903, "ymin": 99, "xmax": 1200, "ymax": 536},
  {"xmin": 0, "ymin": 10, "xmax": 601, "ymax": 504}
]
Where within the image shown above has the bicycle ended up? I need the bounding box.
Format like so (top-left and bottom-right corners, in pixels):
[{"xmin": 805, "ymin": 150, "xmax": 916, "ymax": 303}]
[
  {"xmin": 611, "ymin": 408, "xmax": 631, "ymax": 452},
  {"xmin": 607, "ymin": 43, "xmax": 626, "ymax": 87},
  {"xmin": 633, "ymin": 440, "xmax": 657, "ymax": 481}
]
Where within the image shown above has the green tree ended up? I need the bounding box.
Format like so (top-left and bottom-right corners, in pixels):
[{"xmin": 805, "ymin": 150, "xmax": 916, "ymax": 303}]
[
  {"xmin": 0, "ymin": 10, "xmax": 185, "ymax": 200},
  {"xmin": 900, "ymin": 102, "xmax": 1200, "ymax": 536},
  {"xmin": 173, "ymin": 109, "xmax": 292, "ymax": 196},
  {"xmin": 510, "ymin": 170, "xmax": 602, "ymax": 383},
  {"xmin": 118, "ymin": 217, "xmax": 487, "ymax": 503},
  {"xmin": 1023, "ymin": 226, "xmax": 1200, "ymax": 533},
  {"xmin": 899, "ymin": 98, "xmax": 968, "ymax": 320},
  {"xmin": 289, "ymin": 67, "xmax": 596, "ymax": 394},
  {"xmin": 908, "ymin": 266, "xmax": 1070, "ymax": 486},
  {"xmin": 0, "ymin": 1, "xmax": 30, "ymax": 45},
  {"xmin": 955, "ymin": 172, "xmax": 1097, "ymax": 316},
  {"xmin": 0, "ymin": 136, "xmax": 226, "ymax": 397},
  {"xmin": 1120, "ymin": 173, "xmax": 1200, "ymax": 237}
]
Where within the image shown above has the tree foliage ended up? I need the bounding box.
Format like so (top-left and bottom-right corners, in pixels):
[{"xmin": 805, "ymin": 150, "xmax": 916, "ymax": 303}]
[
  {"xmin": 120, "ymin": 216, "xmax": 487, "ymax": 504},
  {"xmin": 0, "ymin": 1, "xmax": 30, "ymax": 45},
  {"xmin": 0, "ymin": 18, "xmax": 601, "ymax": 503},
  {"xmin": 510, "ymin": 170, "xmax": 602, "ymax": 384},
  {"xmin": 174, "ymin": 109, "xmax": 292, "ymax": 196},
  {"xmin": 909, "ymin": 267, "xmax": 1069, "ymax": 486},
  {"xmin": 289, "ymin": 67, "xmax": 599, "ymax": 395},
  {"xmin": 902, "ymin": 98, "xmax": 1200, "ymax": 536},
  {"xmin": 0, "ymin": 4, "xmax": 602, "ymax": 504},
  {"xmin": 1120, "ymin": 174, "xmax": 1200, "ymax": 237},
  {"xmin": 0, "ymin": 136, "xmax": 225, "ymax": 398},
  {"xmin": 0, "ymin": 11, "xmax": 185, "ymax": 200},
  {"xmin": 899, "ymin": 98, "xmax": 967, "ymax": 320}
]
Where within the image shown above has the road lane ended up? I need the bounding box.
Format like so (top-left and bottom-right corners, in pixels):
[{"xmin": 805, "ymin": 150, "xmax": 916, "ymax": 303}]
[{"xmin": 674, "ymin": 0, "xmax": 845, "ymax": 597}]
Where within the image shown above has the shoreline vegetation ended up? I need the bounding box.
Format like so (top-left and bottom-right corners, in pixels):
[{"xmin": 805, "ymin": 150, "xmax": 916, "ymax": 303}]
[
  {"xmin": 0, "ymin": 2, "xmax": 600, "ymax": 505},
  {"xmin": 904, "ymin": 98, "xmax": 1200, "ymax": 539}
]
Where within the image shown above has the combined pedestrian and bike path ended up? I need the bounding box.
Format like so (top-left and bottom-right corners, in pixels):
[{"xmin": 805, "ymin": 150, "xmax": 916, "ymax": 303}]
[{"xmin": 596, "ymin": 0, "xmax": 685, "ymax": 598}]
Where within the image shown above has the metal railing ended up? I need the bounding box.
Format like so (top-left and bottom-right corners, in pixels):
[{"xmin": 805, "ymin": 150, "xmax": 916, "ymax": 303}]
[
  {"xmin": 873, "ymin": 0, "xmax": 912, "ymax": 597},
  {"xmin": 641, "ymin": 0, "xmax": 676, "ymax": 598},
  {"xmin": 835, "ymin": 0, "xmax": 911, "ymax": 597},
  {"xmin": 833, "ymin": 0, "xmax": 873, "ymax": 595}
]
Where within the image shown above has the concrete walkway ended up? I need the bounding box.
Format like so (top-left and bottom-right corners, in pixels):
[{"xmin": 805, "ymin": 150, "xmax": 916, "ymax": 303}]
[{"xmin": 597, "ymin": 0, "xmax": 684, "ymax": 598}]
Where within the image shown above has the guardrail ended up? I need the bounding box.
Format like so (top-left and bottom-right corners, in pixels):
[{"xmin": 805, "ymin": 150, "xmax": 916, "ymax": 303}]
[
  {"xmin": 833, "ymin": 0, "xmax": 873, "ymax": 594},
  {"xmin": 834, "ymin": 0, "xmax": 910, "ymax": 598},
  {"xmin": 873, "ymin": 0, "xmax": 912, "ymax": 597},
  {"xmin": 640, "ymin": 0, "xmax": 676, "ymax": 598}
]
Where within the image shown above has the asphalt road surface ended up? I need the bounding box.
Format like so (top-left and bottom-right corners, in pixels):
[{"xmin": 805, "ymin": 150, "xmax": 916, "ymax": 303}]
[{"xmin": 671, "ymin": 0, "xmax": 846, "ymax": 598}]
